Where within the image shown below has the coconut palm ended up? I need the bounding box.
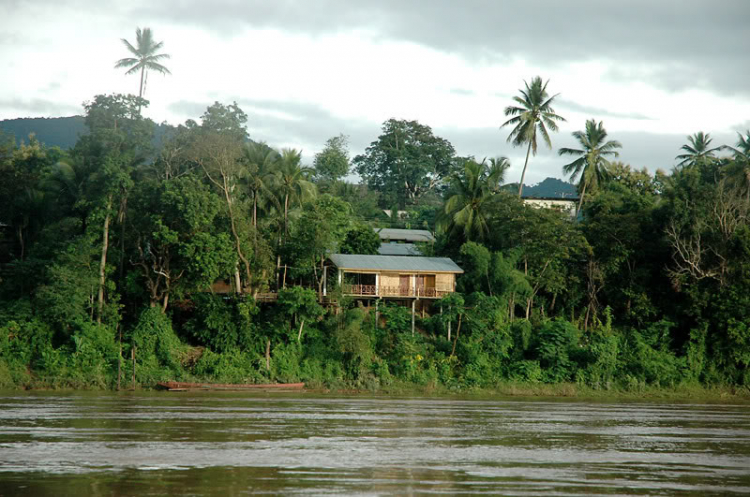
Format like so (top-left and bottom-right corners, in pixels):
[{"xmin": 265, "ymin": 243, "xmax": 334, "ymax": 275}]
[
  {"xmin": 675, "ymin": 131, "xmax": 721, "ymax": 168},
  {"xmin": 115, "ymin": 27, "xmax": 171, "ymax": 99},
  {"xmin": 559, "ymin": 119, "xmax": 622, "ymax": 216},
  {"xmin": 242, "ymin": 142, "xmax": 280, "ymax": 229},
  {"xmin": 723, "ymin": 130, "xmax": 750, "ymax": 202},
  {"xmin": 440, "ymin": 157, "xmax": 509, "ymax": 242},
  {"xmin": 274, "ymin": 149, "xmax": 316, "ymax": 238},
  {"xmin": 501, "ymin": 76, "xmax": 566, "ymax": 197}
]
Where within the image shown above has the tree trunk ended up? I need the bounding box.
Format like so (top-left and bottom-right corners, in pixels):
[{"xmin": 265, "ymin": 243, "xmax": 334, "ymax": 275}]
[
  {"xmin": 138, "ymin": 65, "xmax": 145, "ymax": 98},
  {"xmin": 517, "ymin": 140, "xmax": 533, "ymax": 198},
  {"xmin": 16, "ymin": 226, "xmax": 24, "ymax": 261},
  {"xmin": 450, "ymin": 313, "xmax": 463, "ymax": 357},
  {"xmin": 284, "ymin": 193, "xmax": 289, "ymax": 239},
  {"xmin": 576, "ymin": 180, "xmax": 588, "ymax": 217},
  {"xmin": 297, "ymin": 320, "xmax": 305, "ymax": 342},
  {"xmin": 265, "ymin": 339, "xmax": 271, "ymax": 371},
  {"xmin": 97, "ymin": 195, "xmax": 112, "ymax": 324}
]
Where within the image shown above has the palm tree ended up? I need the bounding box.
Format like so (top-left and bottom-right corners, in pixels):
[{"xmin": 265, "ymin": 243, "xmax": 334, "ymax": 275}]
[
  {"xmin": 675, "ymin": 131, "xmax": 721, "ymax": 168},
  {"xmin": 501, "ymin": 76, "xmax": 566, "ymax": 197},
  {"xmin": 115, "ymin": 27, "xmax": 171, "ymax": 99},
  {"xmin": 274, "ymin": 149, "xmax": 316, "ymax": 238},
  {"xmin": 723, "ymin": 130, "xmax": 750, "ymax": 202},
  {"xmin": 559, "ymin": 119, "xmax": 622, "ymax": 216},
  {"xmin": 242, "ymin": 142, "xmax": 280, "ymax": 230},
  {"xmin": 440, "ymin": 157, "xmax": 509, "ymax": 242}
]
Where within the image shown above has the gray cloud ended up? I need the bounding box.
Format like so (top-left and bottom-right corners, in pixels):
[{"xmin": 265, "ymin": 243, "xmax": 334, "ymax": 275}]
[
  {"xmin": 134, "ymin": 0, "xmax": 750, "ymax": 96},
  {"xmin": 0, "ymin": 98, "xmax": 81, "ymax": 118},
  {"xmin": 556, "ymin": 98, "xmax": 653, "ymax": 121}
]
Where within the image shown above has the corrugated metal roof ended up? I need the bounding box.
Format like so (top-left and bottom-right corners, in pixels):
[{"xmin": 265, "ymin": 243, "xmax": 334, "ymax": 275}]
[
  {"xmin": 329, "ymin": 254, "xmax": 462, "ymax": 273},
  {"xmin": 375, "ymin": 228, "xmax": 435, "ymax": 242},
  {"xmin": 377, "ymin": 243, "xmax": 422, "ymax": 256}
]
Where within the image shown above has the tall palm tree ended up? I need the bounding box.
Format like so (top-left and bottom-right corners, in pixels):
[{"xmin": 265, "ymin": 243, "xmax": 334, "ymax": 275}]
[
  {"xmin": 559, "ymin": 119, "xmax": 622, "ymax": 216},
  {"xmin": 440, "ymin": 157, "xmax": 509, "ymax": 242},
  {"xmin": 723, "ymin": 130, "xmax": 750, "ymax": 202},
  {"xmin": 501, "ymin": 76, "xmax": 566, "ymax": 197},
  {"xmin": 115, "ymin": 27, "xmax": 171, "ymax": 99},
  {"xmin": 242, "ymin": 142, "xmax": 280, "ymax": 230},
  {"xmin": 675, "ymin": 131, "xmax": 721, "ymax": 168},
  {"xmin": 274, "ymin": 149, "xmax": 316, "ymax": 238}
]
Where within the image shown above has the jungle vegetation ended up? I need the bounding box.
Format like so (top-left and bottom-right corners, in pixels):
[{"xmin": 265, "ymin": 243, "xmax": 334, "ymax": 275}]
[{"xmin": 1, "ymin": 86, "xmax": 750, "ymax": 394}]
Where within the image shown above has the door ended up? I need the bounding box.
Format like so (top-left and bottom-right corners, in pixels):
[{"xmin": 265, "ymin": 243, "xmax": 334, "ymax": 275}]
[
  {"xmin": 415, "ymin": 275, "xmax": 426, "ymax": 296},
  {"xmin": 399, "ymin": 275, "xmax": 410, "ymax": 296}
]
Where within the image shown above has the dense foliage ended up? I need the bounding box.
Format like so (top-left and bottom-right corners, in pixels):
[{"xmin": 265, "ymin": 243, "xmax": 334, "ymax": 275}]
[{"xmin": 1, "ymin": 91, "xmax": 749, "ymax": 393}]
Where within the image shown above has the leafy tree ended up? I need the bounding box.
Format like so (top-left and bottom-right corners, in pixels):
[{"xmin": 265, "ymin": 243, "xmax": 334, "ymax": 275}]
[
  {"xmin": 114, "ymin": 27, "xmax": 171, "ymax": 99},
  {"xmin": 190, "ymin": 103, "xmax": 252, "ymax": 292},
  {"xmin": 313, "ymin": 134, "xmax": 350, "ymax": 182},
  {"xmin": 501, "ymin": 76, "xmax": 566, "ymax": 197},
  {"xmin": 353, "ymin": 119, "xmax": 457, "ymax": 208},
  {"xmin": 439, "ymin": 158, "xmax": 508, "ymax": 242},
  {"xmin": 559, "ymin": 119, "xmax": 622, "ymax": 215},
  {"xmin": 675, "ymin": 131, "xmax": 721, "ymax": 168},
  {"xmin": 340, "ymin": 223, "xmax": 381, "ymax": 255},
  {"xmin": 127, "ymin": 176, "xmax": 234, "ymax": 311},
  {"xmin": 723, "ymin": 130, "xmax": 750, "ymax": 202},
  {"xmin": 199, "ymin": 102, "xmax": 249, "ymax": 142}
]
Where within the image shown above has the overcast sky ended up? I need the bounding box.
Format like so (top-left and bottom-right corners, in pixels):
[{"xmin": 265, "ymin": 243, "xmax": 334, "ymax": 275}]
[{"xmin": 2, "ymin": 0, "xmax": 749, "ymax": 184}]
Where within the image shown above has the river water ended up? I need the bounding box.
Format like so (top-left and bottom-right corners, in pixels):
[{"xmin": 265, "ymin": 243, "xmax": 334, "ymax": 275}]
[{"xmin": 0, "ymin": 392, "xmax": 748, "ymax": 495}]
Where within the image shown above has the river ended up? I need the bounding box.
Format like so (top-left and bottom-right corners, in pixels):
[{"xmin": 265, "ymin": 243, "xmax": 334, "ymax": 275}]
[{"xmin": 0, "ymin": 392, "xmax": 748, "ymax": 495}]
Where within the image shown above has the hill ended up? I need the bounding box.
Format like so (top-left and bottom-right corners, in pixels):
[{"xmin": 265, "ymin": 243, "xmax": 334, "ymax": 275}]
[
  {"xmin": 0, "ymin": 116, "xmax": 174, "ymax": 152},
  {"xmin": 503, "ymin": 177, "xmax": 579, "ymax": 199},
  {"xmin": 0, "ymin": 116, "xmax": 87, "ymax": 149}
]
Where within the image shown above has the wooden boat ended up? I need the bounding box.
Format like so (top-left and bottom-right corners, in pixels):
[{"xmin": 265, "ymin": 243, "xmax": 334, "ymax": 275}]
[{"xmin": 157, "ymin": 381, "xmax": 305, "ymax": 391}]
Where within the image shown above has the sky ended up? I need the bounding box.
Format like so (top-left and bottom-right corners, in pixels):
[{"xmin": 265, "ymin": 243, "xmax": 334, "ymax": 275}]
[{"xmin": 2, "ymin": 0, "xmax": 749, "ymax": 185}]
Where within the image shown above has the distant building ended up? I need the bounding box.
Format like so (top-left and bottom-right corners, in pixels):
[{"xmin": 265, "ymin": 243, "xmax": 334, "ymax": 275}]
[
  {"xmin": 375, "ymin": 228, "xmax": 435, "ymax": 243},
  {"xmin": 522, "ymin": 197, "xmax": 578, "ymax": 217}
]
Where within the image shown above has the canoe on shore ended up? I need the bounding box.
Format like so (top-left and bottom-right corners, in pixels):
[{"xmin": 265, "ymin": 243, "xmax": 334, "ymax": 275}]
[{"xmin": 157, "ymin": 381, "xmax": 305, "ymax": 391}]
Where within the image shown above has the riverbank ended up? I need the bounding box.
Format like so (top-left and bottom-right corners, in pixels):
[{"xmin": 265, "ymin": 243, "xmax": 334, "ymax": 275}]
[{"xmin": 6, "ymin": 378, "xmax": 750, "ymax": 404}]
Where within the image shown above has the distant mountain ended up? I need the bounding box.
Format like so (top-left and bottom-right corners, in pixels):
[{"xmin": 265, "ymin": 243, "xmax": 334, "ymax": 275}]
[
  {"xmin": 522, "ymin": 177, "xmax": 578, "ymax": 198},
  {"xmin": 0, "ymin": 116, "xmax": 173, "ymax": 151},
  {"xmin": 503, "ymin": 177, "xmax": 578, "ymax": 199},
  {"xmin": 0, "ymin": 116, "xmax": 86, "ymax": 149}
]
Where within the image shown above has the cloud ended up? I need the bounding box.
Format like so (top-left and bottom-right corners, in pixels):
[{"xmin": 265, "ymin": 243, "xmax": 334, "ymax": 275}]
[
  {"xmin": 135, "ymin": 0, "xmax": 750, "ymax": 96},
  {"xmin": 556, "ymin": 98, "xmax": 653, "ymax": 121},
  {"xmin": 0, "ymin": 98, "xmax": 81, "ymax": 117}
]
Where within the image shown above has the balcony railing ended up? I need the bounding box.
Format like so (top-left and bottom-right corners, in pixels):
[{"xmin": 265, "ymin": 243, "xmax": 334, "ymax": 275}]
[{"xmin": 342, "ymin": 284, "xmax": 452, "ymax": 298}]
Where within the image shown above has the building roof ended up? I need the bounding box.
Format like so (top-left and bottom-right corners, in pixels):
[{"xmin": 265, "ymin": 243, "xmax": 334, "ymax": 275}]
[
  {"xmin": 329, "ymin": 254, "xmax": 463, "ymax": 273},
  {"xmin": 377, "ymin": 242, "xmax": 422, "ymax": 256},
  {"xmin": 375, "ymin": 228, "xmax": 435, "ymax": 243}
]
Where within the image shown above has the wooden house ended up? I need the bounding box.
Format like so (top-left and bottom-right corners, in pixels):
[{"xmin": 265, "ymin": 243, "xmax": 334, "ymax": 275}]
[{"xmin": 326, "ymin": 254, "xmax": 462, "ymax": 299}]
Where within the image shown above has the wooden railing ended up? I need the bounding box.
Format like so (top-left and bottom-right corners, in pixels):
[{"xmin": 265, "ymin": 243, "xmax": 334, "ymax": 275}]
[{"xmin": 343, "ymin": 285, "xmax": 452, "ymax": 298}]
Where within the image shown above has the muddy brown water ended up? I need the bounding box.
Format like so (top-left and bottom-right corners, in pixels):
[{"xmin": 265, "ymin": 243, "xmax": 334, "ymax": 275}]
[{"xmin": 0, "ymin": 392, "xmax": 748, "ymax": 495}]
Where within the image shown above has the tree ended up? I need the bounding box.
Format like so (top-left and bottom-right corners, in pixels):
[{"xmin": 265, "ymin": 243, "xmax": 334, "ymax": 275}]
[
  {"xmin": 559, "ymin": 119, "xmax": 622, "ymax": 216},
  {"xmin": 723, "ymin": 130, "xmax": 750, "ymax": 202},
  {"xmin": 340, "ymin": 223, "xmax": 381, "ymax": 255},
  {"xmin": 115, "ymin": 27, "xmax": 171, "ymax": 99},
  {"xmin": 501, "ymin": 76, "xmax": 566, "ymax": 197},
  {"xmin": 190, "ymin": 104, "xmax": 252, "ymax": 293},
  {"xmin": 274, "ymin": 149, "xmax": 315, "ymax": 238},
  {"xmin": 439, "ymin": 157, "xmax": 509, "ymax": 242},
  {"xmin": 313, "ymin": 134, "xmax": 350, "ymax": 182},
  {"xmin": 242, "ymin": 142, "xmax": 280, "ymax": 230},
  {"xmin": 675, "ymin": 131, "xmax": 721, "ymax": 168},
  {"xmin": 353, "ymin": 119, "xmax": 456, "ymax": 208}
]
